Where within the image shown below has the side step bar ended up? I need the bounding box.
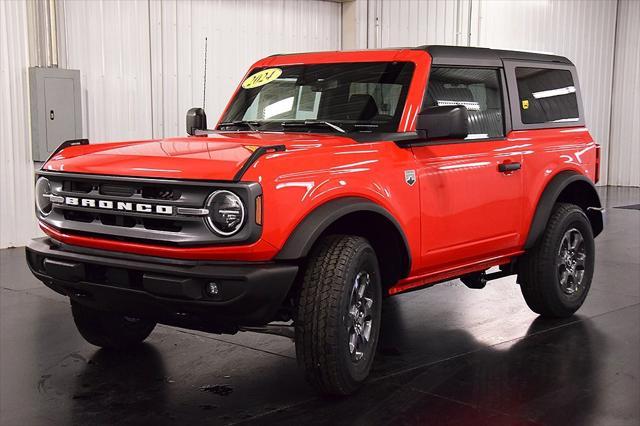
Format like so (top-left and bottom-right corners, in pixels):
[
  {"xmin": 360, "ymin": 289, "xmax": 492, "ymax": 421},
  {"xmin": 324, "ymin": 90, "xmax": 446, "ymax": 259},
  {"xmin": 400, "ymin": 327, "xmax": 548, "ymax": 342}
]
[{"xmin": 460, "ymin": 263, "xmax": 517, "ymax": 289}]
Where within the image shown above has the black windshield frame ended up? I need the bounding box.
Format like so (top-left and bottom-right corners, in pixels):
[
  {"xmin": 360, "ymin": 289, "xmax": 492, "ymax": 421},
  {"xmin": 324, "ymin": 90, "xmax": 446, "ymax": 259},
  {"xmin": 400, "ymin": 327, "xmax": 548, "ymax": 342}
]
[{"xmin": 219, "ymin": 61, "xmax": 416, "ymax": 133}]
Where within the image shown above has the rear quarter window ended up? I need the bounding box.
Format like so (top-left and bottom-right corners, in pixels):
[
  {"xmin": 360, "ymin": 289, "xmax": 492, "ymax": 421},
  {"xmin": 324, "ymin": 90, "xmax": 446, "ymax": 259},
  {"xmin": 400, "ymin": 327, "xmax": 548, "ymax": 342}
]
[{"xmin": 515, "ymin": 67, "xmax": 580, "ymax": 124}]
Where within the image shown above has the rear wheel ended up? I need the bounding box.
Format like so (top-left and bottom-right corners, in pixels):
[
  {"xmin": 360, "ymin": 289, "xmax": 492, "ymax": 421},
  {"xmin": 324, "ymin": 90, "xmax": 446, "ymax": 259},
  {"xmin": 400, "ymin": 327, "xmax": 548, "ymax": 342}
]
[
  {"xmin": 519, "ymin": 203, "xmax": 595, "ymax": 317},
  {"xmin": 295, "ymin": 235, "xmax": 382, "ymax": 396},
  {"xmin": 71, "ymin": 301, "xmax": 156, "ymax": 349}
]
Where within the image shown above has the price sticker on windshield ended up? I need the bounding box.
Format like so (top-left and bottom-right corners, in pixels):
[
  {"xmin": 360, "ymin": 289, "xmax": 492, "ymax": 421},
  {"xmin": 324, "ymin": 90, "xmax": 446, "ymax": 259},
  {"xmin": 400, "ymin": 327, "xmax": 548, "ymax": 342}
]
[{"xmin": 242, "ymin": 68, "xmax": 282, "ymax": 89}]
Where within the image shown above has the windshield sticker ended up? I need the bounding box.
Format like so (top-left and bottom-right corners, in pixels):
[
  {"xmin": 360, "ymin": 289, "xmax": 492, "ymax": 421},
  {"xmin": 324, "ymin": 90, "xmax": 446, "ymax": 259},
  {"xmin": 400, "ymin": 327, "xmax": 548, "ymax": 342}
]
[{"xmin": 242, "ymin": 68, "xmax": 282, "ymax": 89}]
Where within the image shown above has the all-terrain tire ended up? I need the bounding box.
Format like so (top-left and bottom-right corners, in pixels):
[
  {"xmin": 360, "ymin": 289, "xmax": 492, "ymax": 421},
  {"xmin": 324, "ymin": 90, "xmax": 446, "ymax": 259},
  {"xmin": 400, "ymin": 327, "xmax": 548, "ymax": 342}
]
[
  {"xmin": 295, "ymin": 235, "xmax": 382, "ymax": 396},
  {"xmin": 519, "ymin": 203, "xmax": 595, "ymax": 318},
  {"xmin": 71, "ymin": 301, "xmax": 156, "ymax": 349}
]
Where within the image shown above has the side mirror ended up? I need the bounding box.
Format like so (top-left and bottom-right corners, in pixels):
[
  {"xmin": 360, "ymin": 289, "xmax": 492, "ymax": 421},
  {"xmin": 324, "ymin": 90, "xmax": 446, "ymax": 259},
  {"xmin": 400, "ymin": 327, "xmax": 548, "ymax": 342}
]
[
  {"xmin": 415, "ymin": 105, "xmax": 468, "ymax": 141},
  {"xmin": 186, "ymin": 108, "xmax": 207, "ymax": 135}
]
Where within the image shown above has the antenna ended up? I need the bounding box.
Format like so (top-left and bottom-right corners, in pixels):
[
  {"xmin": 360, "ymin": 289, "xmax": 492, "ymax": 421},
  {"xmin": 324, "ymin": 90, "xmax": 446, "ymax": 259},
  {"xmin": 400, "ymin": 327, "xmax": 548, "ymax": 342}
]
[{"xmin": 202, "ymin": 37, "xmax": 208, "ymax": 109}]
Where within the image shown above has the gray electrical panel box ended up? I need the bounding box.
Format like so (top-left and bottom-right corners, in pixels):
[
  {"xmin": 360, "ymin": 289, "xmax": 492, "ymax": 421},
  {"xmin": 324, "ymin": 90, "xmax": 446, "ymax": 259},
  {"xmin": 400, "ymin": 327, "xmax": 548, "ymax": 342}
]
[{"xmin": 29, "ymin": 67, "xmax": 83, "ymax": 161}]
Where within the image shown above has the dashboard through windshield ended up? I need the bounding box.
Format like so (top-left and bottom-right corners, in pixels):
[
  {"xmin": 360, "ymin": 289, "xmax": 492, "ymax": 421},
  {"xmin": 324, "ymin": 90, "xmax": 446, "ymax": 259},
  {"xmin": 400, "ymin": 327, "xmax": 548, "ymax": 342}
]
[{"xmin": 219, "ymin": 61, "xmax": 415, "ymax": 133}]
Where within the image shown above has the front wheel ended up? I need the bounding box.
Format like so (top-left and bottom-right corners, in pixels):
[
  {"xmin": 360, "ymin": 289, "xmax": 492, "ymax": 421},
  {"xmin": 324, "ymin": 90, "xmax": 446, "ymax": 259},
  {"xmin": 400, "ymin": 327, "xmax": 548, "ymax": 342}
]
[
  {"xmin": 519, "ymin": 203, "xmax": 595, "ymax": 318},
  {"xmin": 295, "ymin": 235, "xmax": 382, "ymax": 396}
]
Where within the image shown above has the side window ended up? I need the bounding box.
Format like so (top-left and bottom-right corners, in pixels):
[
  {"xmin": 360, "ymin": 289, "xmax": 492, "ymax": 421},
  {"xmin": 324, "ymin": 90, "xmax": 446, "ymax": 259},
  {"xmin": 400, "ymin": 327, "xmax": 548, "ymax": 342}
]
[
  {"xmin": 426, "ymin": 67, "xmax": 504, "ymax": 139},
  {"xmin": 515, "ymin": 67, "xmax": 579, "ymax": 124}
]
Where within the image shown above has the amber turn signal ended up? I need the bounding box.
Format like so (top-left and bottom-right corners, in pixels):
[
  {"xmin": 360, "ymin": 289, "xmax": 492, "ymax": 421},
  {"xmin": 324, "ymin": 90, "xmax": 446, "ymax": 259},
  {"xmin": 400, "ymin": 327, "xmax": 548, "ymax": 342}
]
[{"xmin": 255, "ymin": 195, "xmax": 262, "ymax": 225}]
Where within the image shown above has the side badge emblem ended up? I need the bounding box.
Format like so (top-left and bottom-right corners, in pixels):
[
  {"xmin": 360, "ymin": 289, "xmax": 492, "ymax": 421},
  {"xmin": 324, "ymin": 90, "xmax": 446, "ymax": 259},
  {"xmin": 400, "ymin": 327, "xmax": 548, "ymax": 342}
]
[{"xmin": 404, "ymin": 170, "xmax": 416, "ymax": 186}]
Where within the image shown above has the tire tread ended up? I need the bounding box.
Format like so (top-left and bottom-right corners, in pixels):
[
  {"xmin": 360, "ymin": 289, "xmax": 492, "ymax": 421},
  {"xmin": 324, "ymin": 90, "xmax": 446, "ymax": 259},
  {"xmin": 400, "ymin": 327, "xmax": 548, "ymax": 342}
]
[
  {"xmin": 519, "ymin": 203, "xmax": 594, "ymax": 317},
  {"xmin": 295, "ymin": 235, "xmax": 374, "ymax": 395}
]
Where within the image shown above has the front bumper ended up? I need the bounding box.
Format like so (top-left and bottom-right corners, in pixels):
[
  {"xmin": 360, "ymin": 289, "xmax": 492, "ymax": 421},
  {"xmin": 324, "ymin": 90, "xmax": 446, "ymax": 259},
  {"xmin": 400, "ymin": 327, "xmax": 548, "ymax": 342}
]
[{"xmin": 26, "ymin": 238, "xmax": 299, "ymax": 333}]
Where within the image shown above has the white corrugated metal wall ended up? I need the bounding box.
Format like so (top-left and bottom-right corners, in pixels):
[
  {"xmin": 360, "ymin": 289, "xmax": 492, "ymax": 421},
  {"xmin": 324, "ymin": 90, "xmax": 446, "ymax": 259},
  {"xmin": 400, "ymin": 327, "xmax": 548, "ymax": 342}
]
[
  {"xmin": 367, "ymin": 0, "xmax": 470, "ymax": 48},
  {"xmin": 0, "ymin": 1, "xmax": 39, "ymax": 249},
  {"xmin": 364, "ymin": 0, "xmax": 620, "ymax": 186},
  {"xmin": 58, "ymin": 0, "xmax": 341, "ymax": 142},
  {"xmin": 608, "ymin": 0, "xmax": 640, "ymax": 187},
  {"xmin": 59, "ymin": 0, "xmax": 153, "ymax": 142},
  {"xmin": 148, "ymin": 0, "xmax": 341, "ymax": 138}
]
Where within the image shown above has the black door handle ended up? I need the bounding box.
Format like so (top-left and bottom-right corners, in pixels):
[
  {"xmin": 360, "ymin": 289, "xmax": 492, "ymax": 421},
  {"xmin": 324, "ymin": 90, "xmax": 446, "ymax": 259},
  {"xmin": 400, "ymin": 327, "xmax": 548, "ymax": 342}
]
[{"xmin": 498, "ymin": 162, "xmax": 521, "ymax": 173}]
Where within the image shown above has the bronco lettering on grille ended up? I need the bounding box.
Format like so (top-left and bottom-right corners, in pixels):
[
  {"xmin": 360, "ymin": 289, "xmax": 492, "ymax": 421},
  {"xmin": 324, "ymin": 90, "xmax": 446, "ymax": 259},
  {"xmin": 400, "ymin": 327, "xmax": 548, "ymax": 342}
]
[{"xmin": 62, "ymin": 196, "xmax": 173, "ymax": 215}]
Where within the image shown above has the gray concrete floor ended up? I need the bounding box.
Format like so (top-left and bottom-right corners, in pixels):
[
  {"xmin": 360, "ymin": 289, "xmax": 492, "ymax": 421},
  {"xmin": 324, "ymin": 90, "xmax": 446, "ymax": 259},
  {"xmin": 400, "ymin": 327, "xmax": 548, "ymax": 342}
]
[{"xmin": 1, "ymin": 186, "xmax": 638, "ymax": 425}]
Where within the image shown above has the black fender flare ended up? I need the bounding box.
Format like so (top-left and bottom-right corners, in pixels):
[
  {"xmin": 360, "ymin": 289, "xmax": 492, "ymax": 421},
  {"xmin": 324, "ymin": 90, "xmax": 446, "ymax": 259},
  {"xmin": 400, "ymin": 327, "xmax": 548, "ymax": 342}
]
[
  {"xmin": 275, "ymin": 197, "xmax": 412, "ymax": 275},
  {"xmin": 525, "ymin": 171, "xmax": 603, "ymax": 249}
]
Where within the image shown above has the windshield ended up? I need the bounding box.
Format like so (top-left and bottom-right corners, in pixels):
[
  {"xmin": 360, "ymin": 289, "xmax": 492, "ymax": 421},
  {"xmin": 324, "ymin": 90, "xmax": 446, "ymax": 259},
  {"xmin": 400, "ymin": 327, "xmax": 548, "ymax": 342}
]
[{"xmin": 220, "ymin": 61, "xmax": 415, "ymax": 133}]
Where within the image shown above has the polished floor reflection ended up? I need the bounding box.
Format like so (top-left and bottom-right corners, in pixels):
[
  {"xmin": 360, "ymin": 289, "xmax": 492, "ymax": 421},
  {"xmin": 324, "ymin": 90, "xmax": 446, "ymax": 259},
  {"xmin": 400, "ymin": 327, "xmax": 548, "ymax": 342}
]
[{"xmin": 1, "ymin": 187, "xmax": 638, "ymax": 425}]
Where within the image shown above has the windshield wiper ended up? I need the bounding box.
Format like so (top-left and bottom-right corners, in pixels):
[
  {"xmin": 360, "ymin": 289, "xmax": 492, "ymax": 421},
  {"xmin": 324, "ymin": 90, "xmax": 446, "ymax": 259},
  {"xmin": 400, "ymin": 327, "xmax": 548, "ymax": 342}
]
[
  {"xmin": 281, "ymin": 120, "xmax": 346, "ymax": 133},
  {"xmin": 219, "ymin": 120, "xmax": 261, "ymax": 131}
]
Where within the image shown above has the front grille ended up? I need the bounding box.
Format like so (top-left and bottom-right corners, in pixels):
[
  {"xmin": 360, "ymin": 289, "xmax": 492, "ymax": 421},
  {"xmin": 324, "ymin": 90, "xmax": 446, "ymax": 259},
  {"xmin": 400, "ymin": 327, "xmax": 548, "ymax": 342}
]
[
  {"xmin": 63, "ymin": 180, "xmax": 92, "ymax": 193},
  {"xmin": 38, "ymin": 172, "xmax": 261, "ymax": 246},
  {"xmin": 141, "ymin": 186, "xmax": 180, "ymax": 200},
  {"xmin": 100, "ymin": 183, "xmax": 135, "ymax": 197}
]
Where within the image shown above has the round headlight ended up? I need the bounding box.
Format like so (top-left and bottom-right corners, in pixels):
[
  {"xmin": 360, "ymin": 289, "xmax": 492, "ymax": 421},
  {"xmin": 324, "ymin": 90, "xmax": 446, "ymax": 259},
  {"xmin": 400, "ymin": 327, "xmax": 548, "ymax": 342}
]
[
  {"xmin": 35, "ymin": 177, "xmax": 53, "ymax": 216},
  {"xmin": 205, "ymin": 190, "xmax": 245, "ymax": 236}
]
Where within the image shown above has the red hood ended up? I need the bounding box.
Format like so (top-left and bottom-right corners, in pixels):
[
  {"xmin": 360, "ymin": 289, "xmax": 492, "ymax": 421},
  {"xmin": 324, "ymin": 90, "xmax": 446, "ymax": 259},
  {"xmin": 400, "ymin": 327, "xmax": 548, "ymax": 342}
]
[{"xmin": 43, "ymin": 132, "xmax": 353, "ymax": 180}]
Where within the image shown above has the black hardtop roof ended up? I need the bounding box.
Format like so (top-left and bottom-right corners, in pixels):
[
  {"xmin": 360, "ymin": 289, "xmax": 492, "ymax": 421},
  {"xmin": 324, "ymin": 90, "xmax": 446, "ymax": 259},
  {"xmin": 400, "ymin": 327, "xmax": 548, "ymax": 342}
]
[
  {"xmin": 417, "ymin": 45, "xmax": 573, "ymax": 67},
  {"xmin": 268, "ymin": 45, "xmax": 573, "ymax": 67}
]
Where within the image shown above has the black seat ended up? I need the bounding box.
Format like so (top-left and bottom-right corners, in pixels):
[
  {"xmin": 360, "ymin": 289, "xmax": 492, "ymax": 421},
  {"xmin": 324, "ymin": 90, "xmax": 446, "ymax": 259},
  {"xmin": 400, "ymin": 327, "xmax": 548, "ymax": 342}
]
[{"xmin": 338, "ymin": 94, "xmax": 380, "ymax": 121}]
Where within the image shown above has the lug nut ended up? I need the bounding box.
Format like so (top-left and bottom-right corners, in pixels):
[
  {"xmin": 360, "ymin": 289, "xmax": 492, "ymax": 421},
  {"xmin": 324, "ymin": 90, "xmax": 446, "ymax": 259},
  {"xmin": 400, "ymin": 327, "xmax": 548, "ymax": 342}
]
[{"xmin": 206, "ymin": 282, "xmax": 220, "ymax": 297}]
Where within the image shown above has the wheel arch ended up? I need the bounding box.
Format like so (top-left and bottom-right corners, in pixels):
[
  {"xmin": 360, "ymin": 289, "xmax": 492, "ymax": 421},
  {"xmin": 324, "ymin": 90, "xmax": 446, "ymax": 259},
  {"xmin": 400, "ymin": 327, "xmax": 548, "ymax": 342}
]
[
  {"xmin": 275, "ymin": 197, "xmax": 411, "ymax": 288},
  {"xmin": 525, "ymin": 171, "xmax": 603, "ymax": 249}
]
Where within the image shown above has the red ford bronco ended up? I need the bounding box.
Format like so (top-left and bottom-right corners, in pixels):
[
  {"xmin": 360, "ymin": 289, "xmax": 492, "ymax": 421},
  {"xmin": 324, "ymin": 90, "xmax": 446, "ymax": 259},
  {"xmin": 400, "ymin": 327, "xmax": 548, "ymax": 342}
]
[{"xmin": 27, "ymin": 46, "xmax": 603, "ymax": 395}]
